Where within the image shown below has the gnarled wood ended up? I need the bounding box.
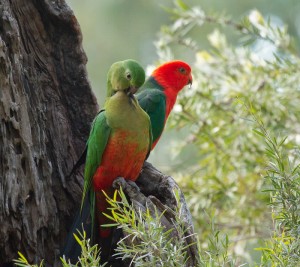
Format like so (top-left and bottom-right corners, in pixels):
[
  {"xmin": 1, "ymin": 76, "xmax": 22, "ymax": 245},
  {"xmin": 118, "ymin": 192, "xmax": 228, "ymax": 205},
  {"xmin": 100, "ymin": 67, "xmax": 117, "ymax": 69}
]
[
  {"xmin": 0, "ymin": 0, "xmax": 97, "ymax": 265},
  {"xmin": 112, "ymin": 162, "xmax": 199, "ymax": 267}
]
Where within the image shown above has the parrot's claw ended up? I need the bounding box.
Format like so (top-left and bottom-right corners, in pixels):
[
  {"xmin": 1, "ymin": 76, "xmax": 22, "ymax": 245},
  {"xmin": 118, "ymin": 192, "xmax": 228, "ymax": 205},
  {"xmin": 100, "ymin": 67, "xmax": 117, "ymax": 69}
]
[
  {"xmin": 127, "ymin": 180, "xmax": 140, "ymax": 192},
  {"xmin": 113, "ymin": 177, "xmax": 140, "ymax": 193},
  {"xmin": 112, "ymin": 177, "xmax": 126, "ymax": 188}
]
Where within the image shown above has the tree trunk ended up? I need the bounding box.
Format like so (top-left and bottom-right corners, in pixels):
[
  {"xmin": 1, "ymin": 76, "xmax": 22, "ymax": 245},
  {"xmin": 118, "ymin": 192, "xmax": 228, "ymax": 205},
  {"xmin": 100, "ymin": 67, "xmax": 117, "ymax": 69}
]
[{"xmin": 0, "ymin": 0, "xmax": 97, "ymax": 266}]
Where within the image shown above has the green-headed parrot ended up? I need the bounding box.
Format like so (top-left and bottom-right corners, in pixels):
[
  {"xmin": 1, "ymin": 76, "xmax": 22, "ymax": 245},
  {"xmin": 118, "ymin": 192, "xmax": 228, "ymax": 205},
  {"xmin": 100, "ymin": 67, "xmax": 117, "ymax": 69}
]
[
  {"xmin": 62, "ymin": 59, "xmax": 151, "ymax": 263},
  {"xmin": 84, "ymin": 59, "xmax": 151, "ymax": 237}
]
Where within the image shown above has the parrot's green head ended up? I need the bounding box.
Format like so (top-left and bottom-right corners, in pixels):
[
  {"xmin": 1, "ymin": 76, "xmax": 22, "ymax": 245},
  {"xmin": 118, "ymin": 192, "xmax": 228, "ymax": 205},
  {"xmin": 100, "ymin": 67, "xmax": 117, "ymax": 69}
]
[{"xmin": 106, "ymin": 59, "xmax": 145, "ymax": 97}]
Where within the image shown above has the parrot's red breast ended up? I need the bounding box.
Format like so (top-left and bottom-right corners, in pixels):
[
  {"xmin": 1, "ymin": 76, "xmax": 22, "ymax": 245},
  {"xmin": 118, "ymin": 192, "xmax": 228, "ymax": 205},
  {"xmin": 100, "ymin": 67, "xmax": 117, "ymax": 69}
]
[
  {"xmin": 93, "ymin": 129, "xmax": 148, "ymax": 190},
  {"xmin": 93, "ymin": 127, "xmax": 149, "ymax": 238}
]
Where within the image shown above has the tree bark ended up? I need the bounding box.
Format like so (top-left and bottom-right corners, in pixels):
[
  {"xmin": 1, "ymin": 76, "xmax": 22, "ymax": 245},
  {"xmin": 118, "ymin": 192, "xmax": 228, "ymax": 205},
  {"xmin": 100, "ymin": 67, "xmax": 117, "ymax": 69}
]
[{"xmin": 0, "ymin": 0, "xmax": 97, "ymax": 266}]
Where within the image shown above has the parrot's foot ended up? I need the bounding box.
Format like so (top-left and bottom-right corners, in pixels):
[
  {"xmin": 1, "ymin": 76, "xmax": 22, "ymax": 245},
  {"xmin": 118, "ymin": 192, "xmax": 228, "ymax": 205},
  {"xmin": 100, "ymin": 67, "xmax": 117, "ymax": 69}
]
[
  {"xmin": 112, "ymin": 177, "xmax": 126, "ymax": 189},
  {"xmin": 126, "ymin": 180, "xmax": 140, "ymax": 192},
  {"xmin": 113, "ymin": 177, "xmax": 140, "ymax": 192}
]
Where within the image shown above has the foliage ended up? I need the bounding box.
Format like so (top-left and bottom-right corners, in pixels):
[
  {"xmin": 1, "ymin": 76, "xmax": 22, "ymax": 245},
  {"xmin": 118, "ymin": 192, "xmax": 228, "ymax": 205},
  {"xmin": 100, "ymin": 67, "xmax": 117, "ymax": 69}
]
[
  {"xmin": 60, "ymin": 230, "xmax": 106, "ymax": 267},
  {"xmin": 197, "ymin": 214, "xmax": 238, "ymax": 267},
  {"xmin": 14, "ymin": 252, "xmax": 44, "ymax": 267},
  {"xmin": 154, "ymin": 0, "xmax": 300, "ymax": 264},
  {"xmin": 250, "ymin": 109, "xmax": 300, "ymax": 266},
  {"xmin": 14, "ymin": 230, "xmax": 106, "ymax": 267},
  {"xmin": 103, "ymin": 188, "xmax": 191, "ymax": 266}
]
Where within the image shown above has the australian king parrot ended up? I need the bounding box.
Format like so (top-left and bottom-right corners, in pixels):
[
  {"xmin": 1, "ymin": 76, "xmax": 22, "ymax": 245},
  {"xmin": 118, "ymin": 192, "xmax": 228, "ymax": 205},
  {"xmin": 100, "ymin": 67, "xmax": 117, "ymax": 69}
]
[
  {"xmin": 63, "ymin": 59, "xmax": 151, "ymax": 263},
  {"xmin": 137, "ymin": 60, "xmax": 192, "ymax": 149}
]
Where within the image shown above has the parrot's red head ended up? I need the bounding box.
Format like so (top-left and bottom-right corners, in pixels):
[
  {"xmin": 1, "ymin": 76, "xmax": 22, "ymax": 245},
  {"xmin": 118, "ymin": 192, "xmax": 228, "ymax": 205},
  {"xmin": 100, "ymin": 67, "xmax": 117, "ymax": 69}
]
[
  {"xmin": 152, "ymin": 60, "xmax": 192, "ymax": 93},
  {"xmin": 151, "ymin": 60, "xmax": 192, "ymax": 120}
]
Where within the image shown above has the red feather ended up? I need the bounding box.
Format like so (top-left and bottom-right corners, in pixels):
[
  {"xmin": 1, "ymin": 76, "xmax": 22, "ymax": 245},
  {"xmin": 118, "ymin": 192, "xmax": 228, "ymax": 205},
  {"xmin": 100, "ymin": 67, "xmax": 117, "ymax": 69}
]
[{"xmin": 152, "ymin": 60, "xmax": 192, "ymax": 121}]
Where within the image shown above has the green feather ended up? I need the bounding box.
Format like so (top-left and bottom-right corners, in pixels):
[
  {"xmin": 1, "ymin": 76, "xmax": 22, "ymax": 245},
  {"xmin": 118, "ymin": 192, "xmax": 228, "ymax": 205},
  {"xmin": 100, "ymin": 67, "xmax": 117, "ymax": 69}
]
[
  {"xmin": 81, "ymin": 110, "xmax": 111, "ymax": 210},
  {"xmin": 137, "ymin": 89, "xmax": 166, "ymax": 144},
  {"xmin": 81, "ymin": 111, "xmax": 111, "ymax": 234},
  {"xmin": 137, "ymin": 77, "xmax": 167, "ymax": 144}
]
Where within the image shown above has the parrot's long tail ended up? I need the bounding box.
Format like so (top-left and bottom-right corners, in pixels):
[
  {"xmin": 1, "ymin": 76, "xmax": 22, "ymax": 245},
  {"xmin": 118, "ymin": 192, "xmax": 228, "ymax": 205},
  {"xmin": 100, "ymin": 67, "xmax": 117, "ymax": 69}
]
[
  {"xmin": 96, "ymin": 188, "xmax": 124, "ymax": 265},
  {"xmin": 61, "ymin": 188, "xmax": 123, "ymax": 266},
  {"xmin": 61, "ymin": 194, "xmax": 94, "ymax": 263}
]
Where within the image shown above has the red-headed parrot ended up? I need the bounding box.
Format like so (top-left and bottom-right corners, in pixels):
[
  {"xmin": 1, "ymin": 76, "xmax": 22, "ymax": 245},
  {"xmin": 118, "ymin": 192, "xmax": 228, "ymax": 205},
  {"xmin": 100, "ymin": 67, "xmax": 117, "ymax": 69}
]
[{"xmin": 137, "ymin": 60, "xmax": 192, "ymax": 149}]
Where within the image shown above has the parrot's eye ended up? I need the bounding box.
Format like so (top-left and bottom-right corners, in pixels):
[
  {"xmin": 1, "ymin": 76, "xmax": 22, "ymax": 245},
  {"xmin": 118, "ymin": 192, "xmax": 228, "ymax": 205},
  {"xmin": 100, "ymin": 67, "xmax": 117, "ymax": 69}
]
[
  {"xmin": 126, "ymin": 73, "xmax": 132, "ymax": 80},
  {"xmin": 179, "ymin": 67, "xmax": 186, "ymax": 74}
]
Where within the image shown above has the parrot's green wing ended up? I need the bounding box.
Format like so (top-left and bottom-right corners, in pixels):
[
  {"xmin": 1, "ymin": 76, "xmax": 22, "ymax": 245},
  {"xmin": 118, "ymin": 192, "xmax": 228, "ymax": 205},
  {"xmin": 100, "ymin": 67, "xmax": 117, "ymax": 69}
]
[
  {"xmin": 137, "ymin": 89, "xmax": 166, "ymax": 144},
  {"xmin": 81, "ymin": 110, "xmax": 111, "ymax": 210}
]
